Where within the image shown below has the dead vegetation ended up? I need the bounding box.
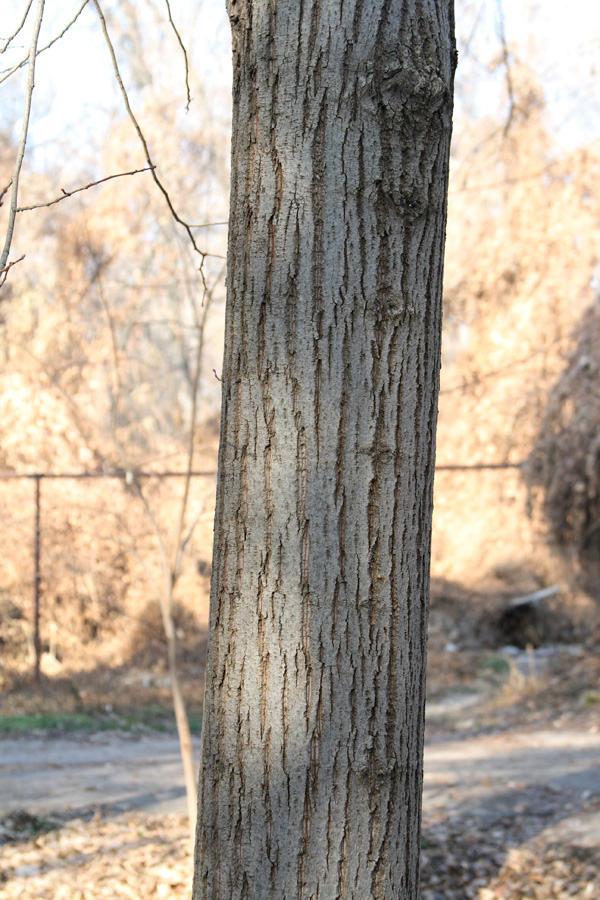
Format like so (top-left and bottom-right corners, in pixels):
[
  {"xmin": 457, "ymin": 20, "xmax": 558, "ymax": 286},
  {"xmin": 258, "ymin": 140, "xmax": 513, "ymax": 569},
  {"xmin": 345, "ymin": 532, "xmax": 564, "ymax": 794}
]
[
  {"xmin": 1, "ymin": 791, "xmax": 599, "ymax": 900},
  {"xmin": 527, "ymin": 302, "xmax": 600, "ymax": 597},
  {"xmin": 1, "ymin": 3, "xmax": 600, "ymax": 898}
]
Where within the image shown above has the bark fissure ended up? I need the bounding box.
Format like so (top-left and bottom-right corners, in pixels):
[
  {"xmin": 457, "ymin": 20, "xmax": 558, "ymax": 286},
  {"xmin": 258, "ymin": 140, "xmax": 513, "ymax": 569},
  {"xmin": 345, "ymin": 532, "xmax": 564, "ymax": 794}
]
[{"xmin": 195, "ymin": 2, "xmax": 455, "ymax": 898}]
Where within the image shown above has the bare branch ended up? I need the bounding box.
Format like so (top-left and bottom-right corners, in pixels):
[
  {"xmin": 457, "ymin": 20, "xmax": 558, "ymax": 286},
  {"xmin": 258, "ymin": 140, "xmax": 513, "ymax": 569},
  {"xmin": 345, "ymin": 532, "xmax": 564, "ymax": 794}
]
[
  {"xmin": 172, "ymin": 286, "xmax": 214, "ymax": 584},
  {"xmin": 133, "ymin": 477, "xmax": 175, "ymax": 610},
  {"xmin": 449, "ymin": 161, "xmax": 558, "ymax": 194},
  {"xmin": 0, "ymin": 1, "xmax": 89, "ymax": 87},
  {"xmin": 495, "ymin": 0, "xmax": 516, "ymax": 137},
  {"xmin": 162, "ymin": 0, "xmax": 192, "ymax": 111},
  {"xmin": 0, "ymin": 0, "xmax": 45, "ymax": 275},
  {"xmin": 15, "ymin": 340, "xmax": 103, "ymax": 453},
  {"xmin": 460, "ymin": 0, "xmax": 485, "ymax": 61},
  {"xmin": 0, "ymin": 179, "xmax": 12, "ymax": 206},
  {"xmin": 34, "ymin": 0, "xmax": 89, "ymax": 54},
  {"xmin": 188, "ymin": 221, "xmax": 228, "ymax": 228},
  {"xmin": 0, "ymin": 57, "xmax": 29, "ymax": 86},
  {"xmin": 87, "ymin": 234, "xmax": 122, "ymax": 435},
  {"xmin": 179, "ymin": 512, "xmax": 202, "ymax": 559},
  {"xmin": 1, "ymin": 0, "xmax": 34, "ymax": 54},
  {"xmin": 91, "ymin": 0, "xmax": 208, "ymax": 291},
  {"xmin": 111, "ymin": 514, "xmax": 166, "ymax": 602},
  {"xmin": 15, "ymin": 166, "xmax": 155, "ymax": 212},
  {"xmin": 0, "ymin": 253, "xmax": 25, "ymax": 288},
  {"xmin": 440, "ymin": 335, "xmax": 564, "ymax": 395}
]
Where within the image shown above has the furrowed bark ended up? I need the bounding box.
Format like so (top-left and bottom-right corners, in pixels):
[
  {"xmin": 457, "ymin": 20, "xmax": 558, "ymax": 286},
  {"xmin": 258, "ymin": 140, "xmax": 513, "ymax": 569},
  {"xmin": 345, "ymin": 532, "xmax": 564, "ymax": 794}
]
[{"xmin": 194, "ymin": 2, "xmax": 456, "ymax": 898}]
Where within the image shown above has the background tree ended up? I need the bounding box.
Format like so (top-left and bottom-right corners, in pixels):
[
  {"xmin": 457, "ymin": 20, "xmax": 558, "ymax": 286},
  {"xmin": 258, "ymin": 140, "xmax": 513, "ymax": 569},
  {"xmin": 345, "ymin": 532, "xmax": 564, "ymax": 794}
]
[
  {"xmin": 432, "ymin": 9, "xmax": 600, "ymax": 616},
  {"xmin": 527, "ymin": 300, "xmax": 600, "ymax": 602},
  {"xmin": 0, "ymin": 0, "xmax": 230, "ymax": 840},
  {"xmin": 193, "ymin": 2, "xmax": 456, "ymax": 897}
]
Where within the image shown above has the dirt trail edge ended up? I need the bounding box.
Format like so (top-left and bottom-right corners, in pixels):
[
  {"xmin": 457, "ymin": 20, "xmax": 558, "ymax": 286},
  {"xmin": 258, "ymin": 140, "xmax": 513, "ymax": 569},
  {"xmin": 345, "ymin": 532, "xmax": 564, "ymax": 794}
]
[
  {"xmin": 1, "ymin": 726, "xmax": 599, "ymax": 842},
  {"xmin": 0, "ymin": 733, "xmax": 202, "ymax": 820}
]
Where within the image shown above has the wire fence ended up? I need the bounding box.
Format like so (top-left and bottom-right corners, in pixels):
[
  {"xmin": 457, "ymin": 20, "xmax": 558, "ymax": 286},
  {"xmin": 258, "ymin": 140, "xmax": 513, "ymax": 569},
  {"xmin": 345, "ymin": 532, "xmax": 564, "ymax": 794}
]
[
  {"xmin": 0, "ymin": 459, "xmax": 523, "ymax": 682},
  {"xmin": 0, "ymin": 469, "xmax": 217, "ymax": 682}
]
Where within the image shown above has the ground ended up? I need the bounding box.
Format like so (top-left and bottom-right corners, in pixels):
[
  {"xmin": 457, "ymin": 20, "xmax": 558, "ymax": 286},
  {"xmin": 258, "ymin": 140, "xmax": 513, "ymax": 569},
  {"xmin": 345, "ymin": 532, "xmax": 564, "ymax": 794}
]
[
  {"xmin": 1, "ymin": 639, "xmax": 599, "ymax": 899},
  {"xmin": 1, "ymin": 570, "xmax": 599, "ymax": 898}
]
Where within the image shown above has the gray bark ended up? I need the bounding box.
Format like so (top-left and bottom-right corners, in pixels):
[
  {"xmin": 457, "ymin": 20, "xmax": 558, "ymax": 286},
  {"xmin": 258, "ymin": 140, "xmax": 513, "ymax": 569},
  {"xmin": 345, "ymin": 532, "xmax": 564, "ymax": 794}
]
[{"xmin": 194, "ymin": 2, "xmax": 456, "ymax": 898}]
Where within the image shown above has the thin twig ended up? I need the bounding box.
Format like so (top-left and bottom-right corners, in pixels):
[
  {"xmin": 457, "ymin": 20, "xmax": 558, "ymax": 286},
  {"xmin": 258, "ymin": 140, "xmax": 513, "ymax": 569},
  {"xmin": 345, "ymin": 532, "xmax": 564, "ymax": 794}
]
[
  {"xmin": 0, "ymin": 468, "xmax": 217, "ymax": 479},
  {"xmin": 580, "ymin": 518, "xmax": 600, "ymax": 548},
  {"xmin": 91, "ymin": 0, "xmax": 208, "ymax": 292},
  {"xmin": 449, "ymin": 161, "xmax": 558, "ymax": 194},
  {"xmin": 179, "ymin": 512, "xmax": 202, "ymax": 559},
  {"xmin": 162, "ymin": 0, "xmax": 192, "ymax": 111},
  {"xmin": 439, "ymin": 333, "xmax": 565, "ymax": 396},
  {"xmin": 15, "ymin": 341, "xmax": 102, "ymax": 452},
  {"xmin": 87, "ymin": 232, "xmax": 122, "ymax": 435},
  {"xmin": 460, "ymin": 0, "xmax": 485, "ymax": 60},
  {"xmin": 0, "ymin": 179, "xmax": 12, "ymax": 206},
  {"xmin": 133, "ymin": 478, "xmax": 175, "ymax": 609},
  {"xmin": 0, "ymin": 58, "xmax": 29, "ymax": 86},
  {"xmin": 188, "ymin": 221, "xmax": 229, "ymax": 228},
  {"xmin": 0, "ymin": 0, "xmax": 45, "ymax": 275},
  {"xmin": 129, "ymin": 317, "xmax": 211, "ymax": 329},
  {"xmin": 172, "ymin": 286, "xmax": 214, "ymax": 584},
  {"xmin": 0, "ymin": 253, "xmax": 25, "ymax": 288},
  {"xmin": 1, "ymin": 0, "xmax": 34, "ymax": 54},
  {"xmin": 0, "ymin": 0, "xmax": 89, "ymax": 87},
  {"xmin": 495, "ymin": 0, "xmax": 515, "ymax": 137},
  {"xmin": 111, "ymin": 515, "xmax": 166, "ymax": 601},
  {"xmin": 16, "ymin": 166, "xmax": 155, "ymax": 211},
  {"xmin": 436, "ymin": 462, "xmax": 523, "ymax": 471}
]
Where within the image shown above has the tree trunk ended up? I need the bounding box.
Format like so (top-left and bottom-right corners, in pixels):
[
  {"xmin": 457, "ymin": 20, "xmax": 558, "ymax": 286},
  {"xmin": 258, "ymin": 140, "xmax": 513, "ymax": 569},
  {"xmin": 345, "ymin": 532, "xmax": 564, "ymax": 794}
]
[{"xmin": 194, "ymin": 2, "xmax": 456, "ymax": 898}]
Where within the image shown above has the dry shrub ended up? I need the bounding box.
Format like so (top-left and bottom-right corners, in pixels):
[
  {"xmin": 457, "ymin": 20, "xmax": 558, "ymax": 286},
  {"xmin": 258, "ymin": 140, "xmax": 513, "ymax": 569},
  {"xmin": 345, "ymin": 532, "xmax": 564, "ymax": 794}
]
[
  {"xmin": 526, "ymin": 301, "xmax": 600, "ymax": 589},
  {"xmin": 126, "ymin": 599, "xmax": 208, "ymax": 670},
  {"xmin": 434, "ymin": 72, "xmax": 600, "ymax": 603}
]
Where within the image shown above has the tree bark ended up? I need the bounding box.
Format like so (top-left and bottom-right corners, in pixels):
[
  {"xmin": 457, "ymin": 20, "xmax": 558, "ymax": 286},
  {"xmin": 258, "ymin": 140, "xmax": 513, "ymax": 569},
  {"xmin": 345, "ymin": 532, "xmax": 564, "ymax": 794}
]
[{"xmin": 194, "ymin": 2, "xmax": 456, "ymax": 898}]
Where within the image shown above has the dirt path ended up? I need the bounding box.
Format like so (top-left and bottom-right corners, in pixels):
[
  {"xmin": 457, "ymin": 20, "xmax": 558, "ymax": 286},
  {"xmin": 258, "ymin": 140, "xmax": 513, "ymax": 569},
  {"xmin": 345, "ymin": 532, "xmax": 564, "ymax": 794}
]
[
  {"xmin": 0, "ymin": 732, "xmax": 201, "ymax": 820},
  {"xmin": 424, "ymin": 728, "xmax": 600, "ymax": 845},
  {"xmin": 1, "ymin": 724, "xmax": 599, "ymax": 899},
  {"xmin": 1, "ymin": 725, "xmax": 599, "ymax": 838}
]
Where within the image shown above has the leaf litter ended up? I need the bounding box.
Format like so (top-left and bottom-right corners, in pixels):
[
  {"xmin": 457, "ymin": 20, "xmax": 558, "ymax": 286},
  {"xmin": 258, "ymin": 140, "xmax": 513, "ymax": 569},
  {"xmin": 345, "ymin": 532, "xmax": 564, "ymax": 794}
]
[{"xmin": 1, "ymin": 793, "xmax": 599, "ymax": 898}]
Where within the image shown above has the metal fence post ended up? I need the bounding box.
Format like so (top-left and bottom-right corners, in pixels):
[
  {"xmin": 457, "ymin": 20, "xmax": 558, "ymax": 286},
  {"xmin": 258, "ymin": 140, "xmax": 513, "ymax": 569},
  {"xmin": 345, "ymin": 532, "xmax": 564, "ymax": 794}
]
[{"xmin": 33, "ymin": 474, "xmax": 42, "ymax": 683}]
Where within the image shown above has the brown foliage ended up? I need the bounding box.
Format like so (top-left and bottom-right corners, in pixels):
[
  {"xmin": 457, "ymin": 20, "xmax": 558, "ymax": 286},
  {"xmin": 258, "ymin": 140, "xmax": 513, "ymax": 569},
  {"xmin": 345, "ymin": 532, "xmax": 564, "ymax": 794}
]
[
  {"xmin": 434, "ymin": 65, "xmax": 600, "ymax": 609},
  {"xmin": 526, "ymin": 302, "xmax": 600, "ymax": 582}
]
